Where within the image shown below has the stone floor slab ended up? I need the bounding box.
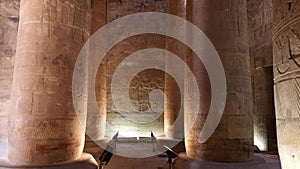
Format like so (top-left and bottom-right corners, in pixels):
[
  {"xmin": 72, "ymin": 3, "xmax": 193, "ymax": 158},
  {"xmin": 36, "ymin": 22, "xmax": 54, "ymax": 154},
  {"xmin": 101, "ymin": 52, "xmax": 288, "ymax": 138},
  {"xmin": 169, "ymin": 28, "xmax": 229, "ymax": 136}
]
[
  {"xmin": 0, "ymin": 153, "xmax": 98, "ymax": 169},
  {"xmin": 174, "ymin": 153, "xmax": 271, "ymax": 169}
]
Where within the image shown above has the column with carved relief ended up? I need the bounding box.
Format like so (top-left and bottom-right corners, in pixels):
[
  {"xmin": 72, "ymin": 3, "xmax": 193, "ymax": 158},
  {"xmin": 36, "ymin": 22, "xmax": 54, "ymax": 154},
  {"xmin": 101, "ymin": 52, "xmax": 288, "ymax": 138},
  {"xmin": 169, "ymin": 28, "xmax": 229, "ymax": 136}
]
[
  {"xmin": 273, "ymin": 1, "xmax": 300, "ymax": 169},
  {"xmin": 164, "ymin": 0, "xmax": 186, "ymax": 139},
  {"xmin": 84, "ymin": 0, "xmax": 108, "ymax": 157},
  {"xmin": 3, "ymin": 0, "xmax": 97, "ymax": 168},
  {"xmin": 184, "ymin": 0, "xmax": 254, "ymax": 163}
]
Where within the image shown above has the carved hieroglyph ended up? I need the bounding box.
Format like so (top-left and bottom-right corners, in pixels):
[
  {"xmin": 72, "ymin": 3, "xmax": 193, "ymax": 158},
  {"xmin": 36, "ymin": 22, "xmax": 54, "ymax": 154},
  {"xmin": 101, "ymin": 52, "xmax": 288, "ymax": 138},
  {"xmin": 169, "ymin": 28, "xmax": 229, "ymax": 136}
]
[
  {"xmin": 0, "ymin": 0, "xmax": 20, "ymax": 141},
  {"xmin": 9, "ymin": 0, "xmax": 90, "ymax": 164},
  {"xmin": 247, "ymin": 0, "xmax": 277, "ymax": 152},
  {"xmin": 273, "ymin": 0, "xmax": 300, "ymax": 169},
  {"xmin": 185, "ymin": 0, "xmax": 253, "ymax": 163},
  {"xmin": 104, "ymin": 0, "xmax": 166, "ymax": 137}
]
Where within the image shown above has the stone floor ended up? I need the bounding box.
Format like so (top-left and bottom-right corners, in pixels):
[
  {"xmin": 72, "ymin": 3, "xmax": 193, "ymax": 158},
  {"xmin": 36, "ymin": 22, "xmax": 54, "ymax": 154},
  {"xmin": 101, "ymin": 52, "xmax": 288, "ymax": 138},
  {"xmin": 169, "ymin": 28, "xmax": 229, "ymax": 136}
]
[
  {"xmin": 256, "ymin": 153, "xmax": 282, "ymax": 169},
  {"xmin": 100, "ymin": 153, "xmax": 281, "ymax": 169},
  {"xmin": 102, "ymin": 155, "xmax": 169, "ymax": 169},
  {"xmin": 94, "ymin": 138, "xmax": 282, "ymax": 169},
  {"xmin": 0, "ymin": 138, "xmax": 282, "ymax": 169}
]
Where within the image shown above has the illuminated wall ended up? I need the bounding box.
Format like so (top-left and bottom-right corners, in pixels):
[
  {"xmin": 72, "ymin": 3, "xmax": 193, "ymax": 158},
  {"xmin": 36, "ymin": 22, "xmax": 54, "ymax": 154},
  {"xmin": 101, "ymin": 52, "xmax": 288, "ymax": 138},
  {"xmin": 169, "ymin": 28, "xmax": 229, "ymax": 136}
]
[
  {"xmin": 247, "ymin": 0, "xmax": 277, "ymax": 152},
  {"xmin": 104, "ymin": 0, "xmax": 167, "ymax": 137}
]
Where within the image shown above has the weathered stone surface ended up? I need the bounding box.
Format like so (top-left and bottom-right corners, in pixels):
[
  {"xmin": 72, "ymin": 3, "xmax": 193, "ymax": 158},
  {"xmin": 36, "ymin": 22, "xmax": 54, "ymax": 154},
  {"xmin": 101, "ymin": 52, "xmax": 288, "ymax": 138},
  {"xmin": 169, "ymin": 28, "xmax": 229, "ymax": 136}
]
[
  {"xmin": 273, "ymin": 2, "xmax": 300, "ymax": 168},
  {"xmin": 85, "ymin": 0, "xmax": 107, "ymax": 143},
  {"xmin": 8, "ymin": 0, "xmax": 90, "ymax": 164},
  {"xmin": 247, "ymin": 0, "xmax": 277, "ymax": 152},
  {"xmin": 104, "ymin": 0, "xmax": 166, "ymax": 137},
  {"xmin": 0, "ymin": 0, "xmax": 290, "ymax": 167},
  {"xmin": 273, "ymin": 0, "xmax": 300, "ymax": 169},
  {"xmin": 107, "ymin": 0, "xmax": 165, "ymax": 21},
  {"xmin": 0, "ymin": 153, "xmax": 98, "ymax": 169},
  {"xmin": 185, "ymin": 0, "xmax": 254, "ymax": 163},
  {"xmin": 247, "ymin": 0, "xmax": 273, "ymax": 67},
  {"xmin": 174, "ymin": 153, "xmax": 269, "ymax": 169},
  {"xmin": 0, "ymin": 0, "xmax": 20, "ymax": 140},
  {"xmin": 164, "ymin": 0, "xmax": 186, "ymax": 139},
  {"xmin": 105, "ymin": 37, "xmax": 166, "ymax": 136}
]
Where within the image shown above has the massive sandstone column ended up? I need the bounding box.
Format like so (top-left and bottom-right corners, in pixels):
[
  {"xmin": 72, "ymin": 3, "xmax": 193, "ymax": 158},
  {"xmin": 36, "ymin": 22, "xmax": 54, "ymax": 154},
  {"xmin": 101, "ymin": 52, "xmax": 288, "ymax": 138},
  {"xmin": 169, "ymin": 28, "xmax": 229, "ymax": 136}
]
[
  {"xmin": 84, "ymin": 0, "xmax": 107, "ymax": 155},
  {"xmin": 6, "ymin": 0, "xmax": 96, "ymax": 167},
  {"xmin": 273, "ymin": 1, "xmax": 300, "ymax": 169},
  {"xmin": 164, "ymin": 0, "xmax": 186, "ymax": 139},
  {"xmin": 184, "ymin": 0, "xmax": 253, "ymax": 163},
  {"xmin": 247, "ymin": 0, "xmax": 277, "ymax": 152}
]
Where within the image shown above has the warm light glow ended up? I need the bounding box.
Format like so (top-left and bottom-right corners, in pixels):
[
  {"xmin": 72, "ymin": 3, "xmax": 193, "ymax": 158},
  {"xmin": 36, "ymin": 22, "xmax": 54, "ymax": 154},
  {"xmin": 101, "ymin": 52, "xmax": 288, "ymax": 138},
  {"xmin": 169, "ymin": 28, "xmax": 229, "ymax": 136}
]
[
  {"xmin": 118, "ymin": 130, "xmax": 139, "ymax": 138},
  {"xmin": 254, "ymin": 128, "xmax": 268, "ymax": 151}
]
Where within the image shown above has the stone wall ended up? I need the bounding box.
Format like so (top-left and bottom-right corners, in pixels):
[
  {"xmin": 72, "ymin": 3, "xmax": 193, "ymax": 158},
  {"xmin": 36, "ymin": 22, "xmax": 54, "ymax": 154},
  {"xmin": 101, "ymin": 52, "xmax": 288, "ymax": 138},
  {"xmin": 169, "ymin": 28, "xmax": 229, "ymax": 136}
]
[
  {"xmin": 104, "ymin": 0, "xmax": 167, "ymax": 137},
  {"xmin": 247, "ymin": 0, "xmax": 277, "ymax": 152},
  {"xmin": 0, "ymin": 0, "xmax": 20, "ymax": 140},
  {"xmin": 104, "ymin": 34, "xmax": 167, "ymax": 137}
]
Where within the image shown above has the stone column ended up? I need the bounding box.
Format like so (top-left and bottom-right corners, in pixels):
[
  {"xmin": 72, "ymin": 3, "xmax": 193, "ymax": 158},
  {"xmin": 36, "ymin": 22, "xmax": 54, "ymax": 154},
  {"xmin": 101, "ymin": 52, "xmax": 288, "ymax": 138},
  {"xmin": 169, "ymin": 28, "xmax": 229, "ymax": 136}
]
[
  {"xmin": 164, "ymin": 0, "xmax": 186, "ymax": 139},
  {"xmin": 5, "ymin": 0, "xmax": 97, "ymax": 168},
  {"xmin": 273, "ymin": 1, "xmax": 300, "ymax": 169},
  {"xmin": 84, "ymin": 0, "xmax": 107, "ymax": 156},
  {"xmin": 184, "ymin": 0, "xmax": 253, "ymax": 163},
  {"xmin": 247, "ymin": 0, "xmax": 277, "ymax": 152}
]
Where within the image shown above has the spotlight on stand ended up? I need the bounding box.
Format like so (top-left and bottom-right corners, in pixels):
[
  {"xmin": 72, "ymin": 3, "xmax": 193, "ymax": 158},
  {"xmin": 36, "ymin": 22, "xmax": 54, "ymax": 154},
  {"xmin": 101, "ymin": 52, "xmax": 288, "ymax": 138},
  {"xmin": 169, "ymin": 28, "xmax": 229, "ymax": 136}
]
[
  {"xmin": 163, "ymin": 145, "xmax": 178, "ymax": 169},
  {"xmin": 112, "ymin": 131, "xmax": 119, "ymax": 140},
  {"xmin": 151, "ymin": 131, "xmax": 156, "ymax": 142},
  {"xmin": 99, "ymin": 145, "xmax": 113, "ymax": 169},
  {"xmin": 151, "ymin": 131, "xmax": 155, "ymax": 138}
]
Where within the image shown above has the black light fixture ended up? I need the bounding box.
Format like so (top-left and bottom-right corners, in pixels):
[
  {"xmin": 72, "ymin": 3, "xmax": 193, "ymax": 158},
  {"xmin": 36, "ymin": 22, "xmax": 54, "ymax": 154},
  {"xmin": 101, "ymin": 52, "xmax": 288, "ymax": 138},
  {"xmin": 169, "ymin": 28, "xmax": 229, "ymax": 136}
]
[
  {"xmin": 112, "ymin": 131, "xmax": 119, "ymax": 140},
  {"xmin": 99, "ymin": 145, "xmax": 113, "ymax": 169},
  {"xmin": 151, "ymin": 131, "xmax": 156, "ymax": 142},
  {"xmin": 163, "ymin": 145, "xmax": 178, "ymax": 169}
]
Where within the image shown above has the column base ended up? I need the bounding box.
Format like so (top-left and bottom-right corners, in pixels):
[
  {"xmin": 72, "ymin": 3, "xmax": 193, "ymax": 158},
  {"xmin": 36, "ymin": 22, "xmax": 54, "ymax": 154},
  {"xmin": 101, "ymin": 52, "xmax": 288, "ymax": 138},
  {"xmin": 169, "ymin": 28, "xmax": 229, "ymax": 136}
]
[
  {"xmin": 173, "ymin": 153, "xmax": 270, "ymax": 169},
  {"xmin": 0, "ymin": 153, "xmax": 98, "ymax": 169}
]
